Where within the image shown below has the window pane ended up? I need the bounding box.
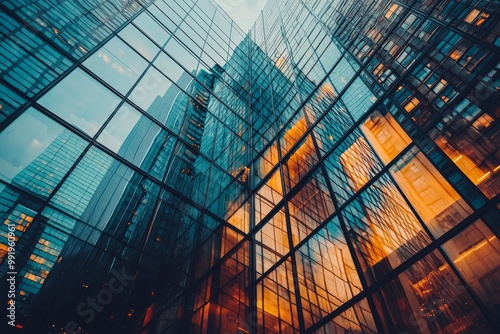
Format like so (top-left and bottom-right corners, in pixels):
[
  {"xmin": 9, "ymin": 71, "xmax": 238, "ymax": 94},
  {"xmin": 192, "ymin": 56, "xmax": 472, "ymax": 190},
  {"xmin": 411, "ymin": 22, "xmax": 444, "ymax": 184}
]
[
  {"xmin": 119, "ymin": 24, "xmax": 159, "ymax": 61},
  {"xmin": 97, "ymin": 103, "xmax": 175, "ymax": 180},
  {"xmin": 38, "ymin": 68, "xmax": 120, "ymax": 136},
  {"xmin": 442, "ymin": 219, "xmax": 500, "ymax": 319},
  {"xmin": 83, "ymin": 37, "xmax": 148, "ymax": 95},
  {"xmin": 255, "ymin": 209, "xmax": 288, "ymax": 276},
  {"xmin": 341, "ymin": 75, "xmax": 377, "ymax": 121},
  {"xmin": 360, "ymin": 108, "xmax": 412, "ymax": 164},
  {"xmin": 165, "ymin": 37, "xmax": 199, "ymax": 72},
  {"xmin": 129, "ymin": 66, "xmax": 173, "ymax": 112},
  {"xmin": 257, "ymin": 259, "xmax": 300, "ymax": 332},
  {"xmin": 154, "ymin": 51, "xmax": 187, "ymax": 84},
  {"xmin": 390, "ymin": 147, "xmax": 473, "ymax": 237},
  {"xmin": 50, "ymin": 146, "xmax": 115, "ymax": 218},
  {"xmin": 0, "ymin": 108, "xmax": 87, "ymax": 197},
  {"xmin": 288, "ymin": 170, "xmax": 335, "ymax": 245},
  {"xmin": 373, "ymin": 250, "xmax": 493, "ymax": 333},
  {"xmin": 296, "ymin": 216, "xmax": 363, "ymax": 327},
  {"xmin": 312, "ymin": 298, "xmax": 377, "ymax": 333},
  {"xmin": 343, "ymin": 173, "xmax": 431, "ymax": 282},
  {"xmin": 324, "ymin": 129, "xmax": 383, "ymax": 204},
  {"xmin": 133, "ymin": 11, "xmax": 170, "ymax": 46},
  {"xmin": 97, "ymin": 103, "xmax": 142, "ymax": 153},
  {"xmin": 329, "ymin": 56, "xmax": 357, "ymax": 92}
]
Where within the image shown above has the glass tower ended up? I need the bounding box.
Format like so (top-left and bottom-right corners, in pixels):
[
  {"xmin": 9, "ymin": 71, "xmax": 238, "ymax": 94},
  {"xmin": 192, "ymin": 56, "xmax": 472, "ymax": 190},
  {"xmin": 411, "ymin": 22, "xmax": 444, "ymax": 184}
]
[{"xmin": 0, "ymin": 0, "xmax": 499, "ymax": 333}]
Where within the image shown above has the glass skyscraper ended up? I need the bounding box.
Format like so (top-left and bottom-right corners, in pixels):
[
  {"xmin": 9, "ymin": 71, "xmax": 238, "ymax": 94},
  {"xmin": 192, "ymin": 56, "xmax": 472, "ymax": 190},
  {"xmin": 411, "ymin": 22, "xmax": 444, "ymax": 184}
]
[{"xmin": 0, "ymin": 0, "xmax": 499, "ymax": 333}]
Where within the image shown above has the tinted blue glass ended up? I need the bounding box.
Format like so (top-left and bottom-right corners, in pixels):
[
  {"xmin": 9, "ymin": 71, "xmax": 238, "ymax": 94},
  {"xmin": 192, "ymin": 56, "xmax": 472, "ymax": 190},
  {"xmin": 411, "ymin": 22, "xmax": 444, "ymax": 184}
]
[
  {"xmin": 38, "ymin": 68, "xmax": 121, "ymax": 136},
  {"xmin": 83, "ymin": 37, "xmax": 148, "ymax": 95},
  {"xmin": 0, "ymin": 108, "xmax": 87, "ymax": 197}
]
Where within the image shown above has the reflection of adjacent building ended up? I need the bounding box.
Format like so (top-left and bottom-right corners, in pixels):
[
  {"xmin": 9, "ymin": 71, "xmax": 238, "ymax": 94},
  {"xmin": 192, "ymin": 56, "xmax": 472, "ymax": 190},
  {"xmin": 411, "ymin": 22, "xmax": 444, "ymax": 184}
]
[
  {"xmin": 1, "ymin": 0, "xmax": 499, "ymax": 333},
  {"xmin": 151, "ymin": 56, "xmax": 251, "ymax": 334},
  {"xmin": 0, "ymin": 129, "xmax": 85, "ymax": 318},
  {"xmin": 68, "ymin": 66, "xmax": 225, "ymax": 333},
  {"xmin": 350, "ymin": 0, "xmax": 500, "ymax": 199},
  {"xmin": 364, "ymin": 221, "xmax": 500, "ymax": 334},
  {"xmin": 267, "ymin": 1, "xmax": 499, "ymax": 331},
  {"xmin": 0, "ymin": 65, "xmax": 222, "ymax": 331}
]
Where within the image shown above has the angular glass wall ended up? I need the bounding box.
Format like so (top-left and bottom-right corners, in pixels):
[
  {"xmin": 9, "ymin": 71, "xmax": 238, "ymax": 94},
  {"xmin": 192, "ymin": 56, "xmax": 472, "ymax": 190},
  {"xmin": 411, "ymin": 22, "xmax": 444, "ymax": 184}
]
[
  {"xmin": 1, "ymin": 0, "xmax": 252, "ymax": 333},
  {"xmin": 245, "ymin": 0, "xmax": 500, "ymax": 332}
]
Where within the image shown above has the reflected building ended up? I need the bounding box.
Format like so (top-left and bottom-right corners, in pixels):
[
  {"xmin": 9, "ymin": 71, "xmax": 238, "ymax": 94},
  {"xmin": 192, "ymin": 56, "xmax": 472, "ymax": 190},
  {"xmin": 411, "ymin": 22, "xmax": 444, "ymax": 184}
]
[{"xmin": 0, "ymin": 0, "xmax": 499, "ymax": 333}]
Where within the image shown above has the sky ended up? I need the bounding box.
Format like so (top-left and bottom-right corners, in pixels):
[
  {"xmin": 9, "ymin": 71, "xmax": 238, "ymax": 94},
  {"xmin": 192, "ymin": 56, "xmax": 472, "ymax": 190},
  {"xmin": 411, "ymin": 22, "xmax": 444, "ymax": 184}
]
[{"xmin": 214, "ymin": 0, "xmax": 269, "ymax": 32}]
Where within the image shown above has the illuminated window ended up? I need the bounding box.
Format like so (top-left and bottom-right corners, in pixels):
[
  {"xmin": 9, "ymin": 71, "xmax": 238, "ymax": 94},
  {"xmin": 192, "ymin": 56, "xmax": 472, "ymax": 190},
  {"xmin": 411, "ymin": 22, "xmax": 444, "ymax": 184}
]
[
  {"xmin": 472, "ymin": 113, "xmax": 494, "ymax": 131},
  {"xmin": 385, "ymin": 4, "xmax": 400, "ymax": 20},
  {"xmin": 275, "ymin": 55, "xmax": 284, "ymax": 67},
  {"xmin": 360, "ymin": 110, "xmax": 412, "ymax": 164},
  {"xmin": 450, "ymin": 48, "xmax": 464, "ymax": 60},
  {"xmin": 442, "ymin": 220, "xmax": 500, "ymax": 318},
  {"xmin": 432, "ymin": 79, "xmax": 447, "ymax": 94},
  {"xmin": 464, "ymin": 9, "xmax": 490, "ymax": 26},
  {"xmin": 375, "ymin": 250, "xmax": 492, "ymax": 333},
  {"xmin": 390, "ymin": 148, "xmax": 472, "ymax": 236},
  {"xmin": 367, "ymin": 28, "xmax": 382, "ymax": 42},
  {"xmin": 404, "ymin": 97, "xmax": 419, "ymax": 112},
  {"xmin": 339, "ymin": 137, "xmax": 377, "ymax": 190},
  {"xmin": 373, "ymin": 63, "xmax": 385, "ymax": 76}
]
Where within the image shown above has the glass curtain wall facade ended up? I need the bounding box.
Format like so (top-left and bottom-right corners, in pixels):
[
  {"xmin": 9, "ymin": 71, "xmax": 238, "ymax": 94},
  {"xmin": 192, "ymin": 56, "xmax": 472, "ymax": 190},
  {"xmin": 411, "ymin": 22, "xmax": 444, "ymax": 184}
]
[{"xmin": 0, "ymin": 0, "xmax": 499, "ymax": 333}]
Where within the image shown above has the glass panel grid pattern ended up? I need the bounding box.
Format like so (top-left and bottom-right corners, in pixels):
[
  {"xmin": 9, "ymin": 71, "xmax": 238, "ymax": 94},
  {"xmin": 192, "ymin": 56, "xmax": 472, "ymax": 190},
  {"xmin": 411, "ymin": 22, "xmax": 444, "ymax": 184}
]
[{"xmin": 0, "ymin": 0, "xmax": 499, "ymax": 333}]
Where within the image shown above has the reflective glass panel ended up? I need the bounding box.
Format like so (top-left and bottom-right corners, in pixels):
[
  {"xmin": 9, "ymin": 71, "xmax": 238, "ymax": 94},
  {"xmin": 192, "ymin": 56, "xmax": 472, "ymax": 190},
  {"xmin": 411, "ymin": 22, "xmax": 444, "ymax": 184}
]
[
  {"xmin": 442, "ymin": 219, "xmax": 500, "ymax": 318},
  {"xmin": 312, "ymin": 298, "xmax": 377, "ymax": 333},
  {"xmin": 133, "ymin": 12, "xmax": 170, "ymax": 46},
  {"xmin": 119, "ymin": 24, "xmax": 159, "ymax": 61},
  {"xmin": 129, "ymin": 66, "xmax": 173, "ymax": 113},
  {"xmin": 360, "ymin": 108, "xmax": 412, "ymax": 164},
  {"xmin": 50, "ymin": 146, "xmax": 115, "ymax": 218},
  {"xmin": 165, "ymin": 37, "xmax": 199, "ymax": 72},
  {"xmin": 343, "ymin": 173, "xmax": 431, "ymax": 283},
  {"xmin": 0, "ymin": 108, "xmax": 87, "ymax": 198},
  {"xmin": 257, "ymin": 259, "xmax": 300, "ymax": 332},
  {"xmin": 297, "ymin": 216, "xmax": 363, "ymax": 327},
  {"xmin": 38, "ymin": 68, "xmax": 120, "ymax": 136},
  {"xmin": 390, "ymin": 147, "xmax": 473, "ymax": 237},
  {"xmin": 97, "ymin": 103, "xmax": 142, "ymax": 153},
  {"xmin": 83, "ymin": 37, "xmax": 148, "ymax": 95},
  {"xmin": 373, "ymin": 250, "xmax": 493, "ymax": 333},
  {"xmin": 341, "ymin": 76, "xmax": 377, "ymax": 121},
  {"xmin": 255, "ymin": 209, "xmax": 288, "ymax": 276},
  {"xmin": 153, "ymin": 51, "xmax": 187, "ymax": 85}
]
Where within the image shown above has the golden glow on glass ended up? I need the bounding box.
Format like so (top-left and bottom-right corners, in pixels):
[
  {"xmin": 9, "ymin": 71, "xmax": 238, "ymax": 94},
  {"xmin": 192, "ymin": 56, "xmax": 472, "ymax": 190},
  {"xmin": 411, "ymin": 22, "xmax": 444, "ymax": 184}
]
[
  {"xmin": 385, "ymin": 4, "xmax": 400, "ymax": 19},
  {"xmin": 435, "ymin": 135, "xmax": 497, "ymax": 191},
  {"xmin": 0, "ymin": 211, "xmax": 34, "ymax": 261},
  {"xmin": 339, "ymin": 137, "xmax": 375, "ymax": 190},
  {"xmin": 390, "ymin": 150, "xmax": 472, "ymax": 236},
  {"xmin": 361, "ymin": 110, "xmax": 411, "ymax": 164},
  {"xmin": 284, "ymin": 117, "xmax": 308, "ymax": 148},
  {"xmin": 453, "ymin": 236, "xmax": 496, "ymax": 263},
  {"xmin": 257, "ymin": 261, "xmax": 298, "ymax": 332},
  {"xmin": 283, "ymin": 118, "xmax": 317, "ymax": 189},
  {"xmin": 315, "ymin": 82, "xmax": 336, "ymax": 101},
  {"xmin": 296, "ymin": 220, "xmax": 363, "ymax": 325},
  {"xmin": 227, "ymin": 202, "xmax": 250, "ymax": 233},
  {"xmin": 287, "ymin": 134, "xmax": 315, "ymax": 180},
  {"xmin": 275, "ymin": 56, "xmax": 284, "ymax": 67},
  {"xmin": 464, "ymin": 9, "xmax": 490, "ymax": 26},
  {"xmin": 259, "ymin": 143, "xmax": 279, "ymax": 181},
  {"xmin": 404, "ymin": 97, "xmax": 419, "ymax": 112},
  {"xmin": 29, "ymin": 254, "xmax": 47, "ymax": 264},
  {"xmin": 450, "ymin": 49, "xmax": 463, "ymax": 60}
]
